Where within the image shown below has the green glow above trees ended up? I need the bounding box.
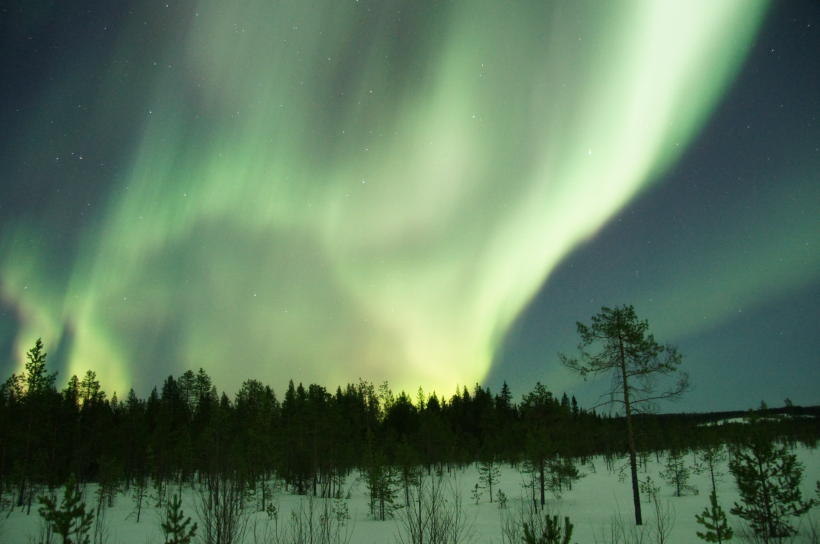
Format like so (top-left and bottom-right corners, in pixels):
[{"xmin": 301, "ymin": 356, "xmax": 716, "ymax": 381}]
[{"xmin": 0, "ymin": 1, "xmax": 767, "ymax": 395}]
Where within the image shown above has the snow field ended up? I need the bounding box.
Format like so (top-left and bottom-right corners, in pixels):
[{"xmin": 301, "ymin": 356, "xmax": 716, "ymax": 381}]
[{"xmin": 3, "ymin": 445, "xmax": 819, "ymax": 543}]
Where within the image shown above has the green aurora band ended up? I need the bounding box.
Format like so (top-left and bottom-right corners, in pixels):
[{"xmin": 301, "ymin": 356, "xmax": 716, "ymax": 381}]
[{"xmin": 1, "ymin": 1, "xmax": 770, "ymax": 396}]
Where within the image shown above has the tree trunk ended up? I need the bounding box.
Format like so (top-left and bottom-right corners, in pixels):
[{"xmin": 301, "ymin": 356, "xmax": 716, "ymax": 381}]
[
  {"xmin": 709, "ymin": 460, "xmax": 717, "ymax": 494},
  {"xmin": 489, "ymin": 468, "xmax": 493, "ymax": 503},
  {"xmin": 0, "ymin": 431, "xmax": 7, "ymax": 514},
  {"xmin": 18, "ymin": 411, "xmax": 33, "ymax": 508},
  {"xmin": 418, "ymin": 482, "xmax": 423, "ymax": 543},
  {"xmin": 619, "ymin": 333, "xmax": 642, "ymax": 526},
  {"xmin": 757, "ymin": 455, "xmax": 775, "ymax": 538}
]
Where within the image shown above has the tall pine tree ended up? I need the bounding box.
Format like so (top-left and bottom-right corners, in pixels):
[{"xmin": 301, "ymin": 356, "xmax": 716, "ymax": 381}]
[{"xmin": 560, "ymin": 305, "xmax": 689, "ymax": 525}]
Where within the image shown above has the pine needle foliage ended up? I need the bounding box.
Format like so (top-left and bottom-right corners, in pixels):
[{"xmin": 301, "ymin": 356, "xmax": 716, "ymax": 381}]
[
  {"xmin": 695, "ymin": 490, "xmax": 733, "ymax": 543},
  {"xmin": 729, "ymin": 428, "xmax": 816, "ymax": 540},
  {"xmin": 559, "ymin": 305, "xmax": 689, "ymax": 525},
  {"xmin": 523, "ymin": 515, "xmax": 575, "ymax": 544},
  {"xmin": 37, "ymin": 474, "xmax": 93, "ymax": 544},
  {"xmin": 694, "ymin": 438, "xmax": 727, "ymax": 495},
  {"xmin": 161, "ymin": 494, "xmax": 198, "ymax": 544},
  {"xmin": 660, "ymin": 449, "xmax": 698, "ymax": 496},
  {"xmin": 471, "ymin": 483, "xmax": 483, "ymax": 505},
  {"xmin": 364, "ymin": 445, "xmax": 397, "ymax": 520}
]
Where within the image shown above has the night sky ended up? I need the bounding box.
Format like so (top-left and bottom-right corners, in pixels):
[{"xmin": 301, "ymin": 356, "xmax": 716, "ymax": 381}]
[{"xmin": 1, "ymin": 1, "xmax": 817, "ymax": 412}]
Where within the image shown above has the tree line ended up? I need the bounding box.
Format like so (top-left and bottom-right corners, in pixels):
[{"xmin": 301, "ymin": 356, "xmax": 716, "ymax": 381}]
[{"xmin": 1, "ymin": 337, "xmax": 817, "ymax": 521}]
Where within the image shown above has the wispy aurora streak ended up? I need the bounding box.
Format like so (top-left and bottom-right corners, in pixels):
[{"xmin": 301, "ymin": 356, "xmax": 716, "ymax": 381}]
[{"xmin": 1, "ymin": 1, "xmax": 767, "ymax": 395}]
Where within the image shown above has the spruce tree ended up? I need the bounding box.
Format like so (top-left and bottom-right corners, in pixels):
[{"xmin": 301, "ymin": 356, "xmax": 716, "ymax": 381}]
[
  {"xmin": 38, "ymin": 474, "xmax": 94, "ymax": 544},
  {"xmin": 24, "ymin": 339, "xmax": 57, "ymax": 395},
  {"xmin": 19, "ymin": 339, "xmax": 58, "ymax": 509},
  {"xmin": 695, "ymin": 490, "xmax": 733, "ymax": 543},
  {"xmin": 160, "ymin": 494, "xmax": 197, "ymax": 544},
  {"xmin": 496, "ymin": 381, "xmax": 513, "ymax": 412}
]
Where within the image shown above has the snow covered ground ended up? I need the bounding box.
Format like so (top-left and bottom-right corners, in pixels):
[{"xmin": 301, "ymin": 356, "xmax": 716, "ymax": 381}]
[{"xmin": 3, "ymin": 445, "xmax": 819, "ymax": 543}]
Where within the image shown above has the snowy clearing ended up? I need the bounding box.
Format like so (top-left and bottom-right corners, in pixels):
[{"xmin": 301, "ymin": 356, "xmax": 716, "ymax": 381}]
[{"xmin": 4, "ymin": 445, "xmax": 819, "ymax": 543}]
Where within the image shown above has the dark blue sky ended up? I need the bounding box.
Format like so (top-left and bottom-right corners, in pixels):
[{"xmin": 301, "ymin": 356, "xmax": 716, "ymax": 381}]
[{"xmin": 491, "ymin": 1, "xmax": 820, "ymax": 412}]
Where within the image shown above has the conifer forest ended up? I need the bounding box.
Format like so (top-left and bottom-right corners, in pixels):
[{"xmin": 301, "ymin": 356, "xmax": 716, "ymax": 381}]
[{"xmin": 1, "ymin": 338, "xmax": 818, "ymax": 543}]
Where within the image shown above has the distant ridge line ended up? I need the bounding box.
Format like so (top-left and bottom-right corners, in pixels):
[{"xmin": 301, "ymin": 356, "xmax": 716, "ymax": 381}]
[{"xmin": 641, "ymin": 405, "xmax": 820, "ymax": 424}]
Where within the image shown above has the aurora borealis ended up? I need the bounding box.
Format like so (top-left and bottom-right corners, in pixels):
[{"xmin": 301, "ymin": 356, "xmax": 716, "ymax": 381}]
[{"xmin": 1, "ymin": 1, "xmax": 817, "ymax": 410}]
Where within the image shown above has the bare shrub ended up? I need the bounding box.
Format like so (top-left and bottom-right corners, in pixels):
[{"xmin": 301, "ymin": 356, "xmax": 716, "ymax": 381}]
[
  {"xmin": 734, "ymin": 510, "xmax": 820, "ymax": 544},
  {"xmin": 801, "ymin": 513, "xmax": 820, "ymax": 544},
  {"xmin": 287, "ymin": 494, "xmax": 354, "ymax": 544},
  {"xmin": 90, "ymin": 505, "xmax": 117, "ymax": 544},
  {"xmin": 500, "ymin": 494, "xmax": 558, "ymax": 544},
  {"xmin": 593, "ymin": 496, "xmax": 675, "ymax": 544},
  {"xmin": 593, "ymin": 508, "xmax": 649, "ymax": 544},
  {"xmin": 249, "ymin": 494, "xmax": 354, "ymax": 544},
  {"xmin": 394, "ymin": 469, "xmax": 475, "ymax": 544},
  {"xmin": 195, "ymin": 472, "xmax": 249, "ymax": 544},
  {"xmin": 649, "ymin": 494, "xmax": 675, "ymax": 544},
  {"xmin": 732, "ymin": 522, "xmax": 799, "ymax": 544},
  {"xmin": 26, "ymin": 515, "xmax": 53, "ymax": 544}
]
